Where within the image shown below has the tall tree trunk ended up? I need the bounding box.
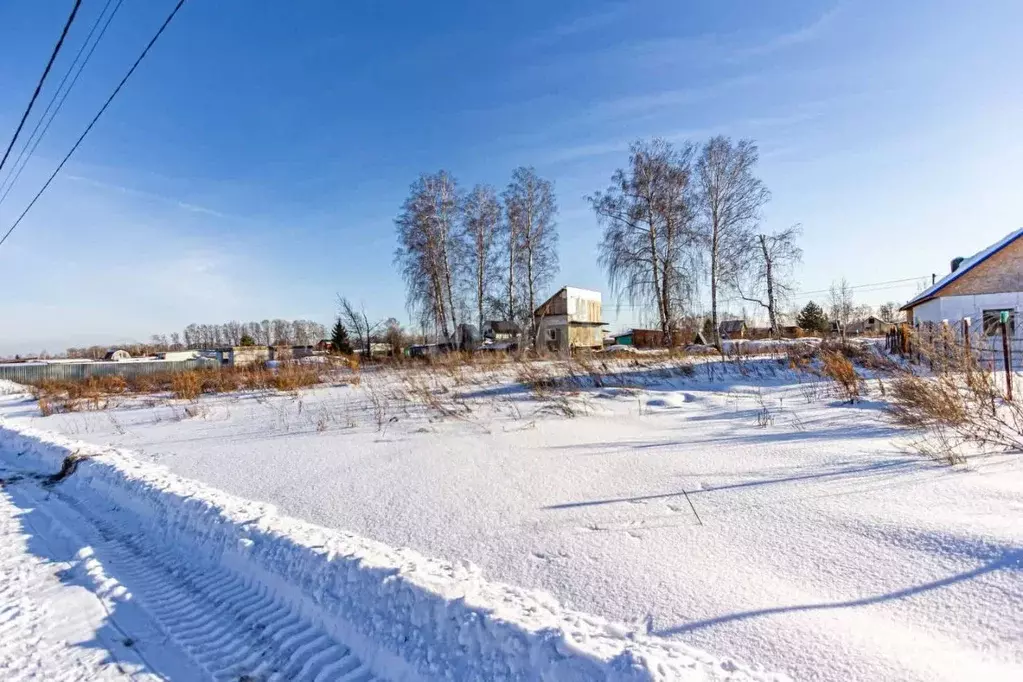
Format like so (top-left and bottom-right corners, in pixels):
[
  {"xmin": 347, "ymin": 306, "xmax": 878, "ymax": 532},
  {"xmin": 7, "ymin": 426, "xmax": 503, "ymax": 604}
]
[
  {"xmin": 525, "ymin": 201, "xmax": 536, "ymax": 343},
  {"xmin": 433, "ymin": 268, "xmax": 449, "ymax": 340},
  {"xmin": 444, "ymin": 260, "xmax": 457, "ymax": 342},
  {"xmin": 527, "ymin": 249, "xmax": 535, "ymax": 343},
  {"xmin": 508, "ymin": 239, "xmax": 516, "ymax": 320},
  {"xmin": 477, "ymin": 254, "xmax": 484, "ymax": 341},
  {"xmin": 711, "ymin": 226, "xmax": 720, "ymax": 348},
  {"xmin": 645, "ymin": 201, "xmax": 666, "ymax": 346},
  {"xmin": 760, "ymin": 234, "xmax": 778, "ymax": 337}
]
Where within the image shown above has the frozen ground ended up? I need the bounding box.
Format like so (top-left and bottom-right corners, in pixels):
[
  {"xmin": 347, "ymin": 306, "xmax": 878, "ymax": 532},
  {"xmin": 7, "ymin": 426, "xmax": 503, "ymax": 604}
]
[{"xmin": 3, "ymin": 358, "xmax": 1022, "ymax": 680}]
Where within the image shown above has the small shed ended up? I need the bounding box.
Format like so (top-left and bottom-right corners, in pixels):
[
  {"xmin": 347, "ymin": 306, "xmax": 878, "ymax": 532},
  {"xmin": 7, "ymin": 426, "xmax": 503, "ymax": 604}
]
[
  {"xmin": 719, "ymin": 320, "xmax": 747, "ymax": 339},
  {"xmin": 485, "ymin": 320, "xmax": 521, "ymax": 342},
  {"xmin": 214, "ymin": 346, "xmax": 270, "ymax": 367},
  {"xmin": 613, "ymin": 328, "xmax": 669, "ymax": 349},
  {"xmin": 848, "ymin": 316, "xmax": 894, "ymax": 336},
  {"xmin": 104, "ymin": 349, "xmax": 130, "ymax": 361}
]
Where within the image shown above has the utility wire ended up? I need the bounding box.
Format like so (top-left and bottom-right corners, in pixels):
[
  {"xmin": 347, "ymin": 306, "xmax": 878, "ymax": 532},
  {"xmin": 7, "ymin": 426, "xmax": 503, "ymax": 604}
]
[
  {"xmin": 0, "ymin": 0, "xmax": 84, "ymax": 176},
  {"xmin": 0, "ymin": 0, "xmax": 188, "ymax": 250},
  {"xmin": 613, "ymin": 276, "xmax": 931, "ymax": 309},
  {"xmin": 0, "ymin": 0, "xmax": 125, "ymax": 208}
]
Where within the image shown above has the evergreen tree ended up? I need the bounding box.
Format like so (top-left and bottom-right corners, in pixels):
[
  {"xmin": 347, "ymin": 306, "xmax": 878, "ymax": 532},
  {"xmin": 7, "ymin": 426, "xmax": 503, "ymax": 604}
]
[
  {"xmin": 239, "ymin": 334, "xmax": 256, "ymax": 346},
  {"xmin": 330, "ymin": 319, "xmax": 353, "ymax": 354},
  {"xmin": 796, "ymin": 300, "xmax": 829, "ymax": 334}
]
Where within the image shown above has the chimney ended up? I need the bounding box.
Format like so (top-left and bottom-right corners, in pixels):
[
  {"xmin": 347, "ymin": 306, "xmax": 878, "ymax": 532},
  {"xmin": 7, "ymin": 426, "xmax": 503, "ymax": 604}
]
[
  {"xmin": 932, "ymin": 273, "xmax": 936, "ymax": 284},
  {"xmin": 951, "ymin": 256, "xmax": 965, "ymax": 273}
]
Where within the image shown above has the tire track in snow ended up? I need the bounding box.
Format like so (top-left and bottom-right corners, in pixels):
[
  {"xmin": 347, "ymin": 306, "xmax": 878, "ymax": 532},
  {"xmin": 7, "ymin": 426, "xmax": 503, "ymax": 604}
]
[{"xmin": 2, "ymin": 468, "xmax": 381, "ymax": 682}]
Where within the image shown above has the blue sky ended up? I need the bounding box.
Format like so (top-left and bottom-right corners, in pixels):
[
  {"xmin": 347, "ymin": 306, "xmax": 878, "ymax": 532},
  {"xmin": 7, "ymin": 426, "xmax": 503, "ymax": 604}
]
[{"xmin": 0, "ymin": 0, "xmax": 1021, "ymax": 354}]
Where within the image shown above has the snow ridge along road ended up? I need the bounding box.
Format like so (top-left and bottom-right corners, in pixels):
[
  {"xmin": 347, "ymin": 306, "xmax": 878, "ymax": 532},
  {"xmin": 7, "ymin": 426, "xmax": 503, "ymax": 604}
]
[{"xmin": 0, "ymin": 421, "xmax": 785, "ymax": 681}]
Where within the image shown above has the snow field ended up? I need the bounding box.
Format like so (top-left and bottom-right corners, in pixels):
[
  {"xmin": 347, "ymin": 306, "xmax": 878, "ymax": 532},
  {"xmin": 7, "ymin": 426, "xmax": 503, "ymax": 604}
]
[
  {"xmin": 0, "ymin": 420, "xmax": 785, "ymax": 681},
  {"xmin": 4, "ymin": 353, "xmax": 1022, "ymax": 681}
]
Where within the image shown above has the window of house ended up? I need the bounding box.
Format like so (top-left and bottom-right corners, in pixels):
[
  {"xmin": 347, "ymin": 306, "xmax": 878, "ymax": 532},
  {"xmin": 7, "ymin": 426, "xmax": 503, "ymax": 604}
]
[
  {"xmin": 546, "ymin": 328, "xmax": 558, "ymax": 341},
  {"xmin": 982, "ymin": 309, "xmax": 1015, "ymax": 336}
]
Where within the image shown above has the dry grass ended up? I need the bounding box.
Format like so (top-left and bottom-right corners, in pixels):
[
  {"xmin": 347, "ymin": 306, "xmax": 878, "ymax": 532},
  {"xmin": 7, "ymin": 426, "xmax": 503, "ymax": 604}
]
[
  {"xmin": 886, "ymin": 335, "xmax": 1023, "ymax": 464},
  {"xmin": 28, "ymin": 363, "xmax": 330, "ymax": 413},
  {"xmin": 820, "ymin": 351, "xmax": 861, "ymax": 403}
]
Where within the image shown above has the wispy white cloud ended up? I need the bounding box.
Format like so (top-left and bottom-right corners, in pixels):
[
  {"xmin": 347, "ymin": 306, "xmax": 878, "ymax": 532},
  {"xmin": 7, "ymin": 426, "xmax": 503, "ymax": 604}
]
[
  {"xmin": 729, "ymin": 3, "xmax": 845, "ymax": 60},
  {"xmin": 587, "ymin": 75, "xmax": 762, "ymax": 119},
  {"xmin": 528, "ymin": 2, "xmax": 631, "ymax": 47},
  {"xmin": 64, "ymin": 174, "xmax": 234, "ymax": 220}
]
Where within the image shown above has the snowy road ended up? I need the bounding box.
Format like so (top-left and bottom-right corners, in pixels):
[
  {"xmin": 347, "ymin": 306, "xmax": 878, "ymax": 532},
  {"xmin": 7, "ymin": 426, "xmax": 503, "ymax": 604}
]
[{"xmin": 0, "ymin": 461, "xmax": 377, "ymax": 682}]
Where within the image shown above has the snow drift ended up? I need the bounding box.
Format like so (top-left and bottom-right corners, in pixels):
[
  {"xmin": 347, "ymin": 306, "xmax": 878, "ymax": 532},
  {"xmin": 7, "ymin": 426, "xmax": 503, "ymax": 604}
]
[{"xmin": 0, "ymin": 421, "xmax": 784, "ymax": 682}]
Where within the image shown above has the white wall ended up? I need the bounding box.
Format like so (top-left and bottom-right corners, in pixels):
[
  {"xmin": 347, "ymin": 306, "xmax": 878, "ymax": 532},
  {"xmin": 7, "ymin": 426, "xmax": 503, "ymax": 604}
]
[
  {"xmin": 912, "ymin": 292, "xmax": 1023, "ymax": 339},
  {"xmin": 564, "ymin": 287, "xmax": 601, "ymax": 323}
]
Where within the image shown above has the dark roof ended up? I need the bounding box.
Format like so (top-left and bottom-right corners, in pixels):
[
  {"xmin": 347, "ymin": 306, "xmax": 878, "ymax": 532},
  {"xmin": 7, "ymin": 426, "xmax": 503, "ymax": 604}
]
[
  {"xmin": 719, "ymin": 320, "xmax": 746, "ymax": 333},
  {"xmin": 902, "ymin": 227, "xmax": 1023, "ymax": 310},
  {"xmin": 487, "ymin": 320, "xmax": 521, "ymax": 334}
]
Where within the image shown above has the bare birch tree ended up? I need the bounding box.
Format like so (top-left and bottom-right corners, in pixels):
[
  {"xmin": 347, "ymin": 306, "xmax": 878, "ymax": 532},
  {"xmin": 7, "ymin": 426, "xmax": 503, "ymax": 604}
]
[
  {"xmin": 460, "ymin": 184, "xmax": 502, "ymax": 335},
  {"xmin": 338, "ymin": 296, "xmax": 382, "ymax": 355},
  {"xmin": 696, "ymin": 136, "xmax": 770, "ymax": 347},
  {"xmin": 829, "ymin": 277, "xmax": 855, "ymax": 340},
  {"xmin": 395, "ymin": 171, "xmax": 462, "ymax": 340},
  {"xmin": 730, "ymin": 225, "xmax": 802, "ymax": 336},
  {"xmin": 271, "ymin": 319, "xmax": 292, "ymax": 345},
  {"xmin": 591, "ymin": 139, "xmax": 701, "ymax": 347},
  {"xmin": 504, "ymin": 167, "xmax": 558, "ymax": 340}
]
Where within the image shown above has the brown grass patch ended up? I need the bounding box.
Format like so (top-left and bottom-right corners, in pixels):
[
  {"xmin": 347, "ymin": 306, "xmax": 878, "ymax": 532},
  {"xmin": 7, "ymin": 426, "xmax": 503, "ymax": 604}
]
[{"xmin": 27, "ymin": 362, "xmax": 330, "ymax": 413}]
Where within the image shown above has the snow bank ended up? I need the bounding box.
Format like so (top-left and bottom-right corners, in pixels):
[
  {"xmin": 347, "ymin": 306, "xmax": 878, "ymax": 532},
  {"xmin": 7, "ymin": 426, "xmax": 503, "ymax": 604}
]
[
  {"xmin": 0, "ymin": 379, "xmax": 22, "ymax": 395},
  {"xmin": 0, "ymin": 421, "xmax": 785, "ymax": 682}
]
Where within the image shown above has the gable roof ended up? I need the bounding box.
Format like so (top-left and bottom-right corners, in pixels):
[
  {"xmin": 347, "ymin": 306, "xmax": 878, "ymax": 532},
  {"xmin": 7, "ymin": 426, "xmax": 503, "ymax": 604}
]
[
  {"xmin": 719, "ymin": 319, "xmax": 746, "ymax": 333},
  {"xmin": 902, "ymin": 227, "xmax": 1023, "ymax": 311}
]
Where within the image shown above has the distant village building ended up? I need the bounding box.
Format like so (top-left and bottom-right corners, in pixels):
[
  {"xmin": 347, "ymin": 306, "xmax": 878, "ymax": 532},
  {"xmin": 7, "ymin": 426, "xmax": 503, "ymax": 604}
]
[
  {"xmin": 612, "ymin": 328, "xmax": 669, "ymax": 349},
  {"xmin": 214, "ymin": 346, "xmax": 270, "ymax": 367},
  {"xmin": 533, "ymin": 286, "xmax": 606, "ymax": 352},
  {"xmin": 155, "ymin": 350, "xmax": 199, "ymax": 362},
  {"xmin": 484, "ymin": 321, "xmax": 521, "ymax": 342},
  {"xmin": 269, "ymin": 345, "xmax": 293, "ymax": 362},
  {"xmin": 355, "ymin": 343, "xmax": 393, "ymax": 357},
  {"xmin": 847, "ymin": 316, "xmax": 894, "ymax": 336},
  {"xmin": 104, "ymin": 349, "xmax": 130, "ymax": 361},
  {"xmin": 719, "ymin": 320, "xmax": 747, "ymax": 340},
  {"xmin": 901, "ymin": 227, "xmax": 1023, "ymax": 339}
]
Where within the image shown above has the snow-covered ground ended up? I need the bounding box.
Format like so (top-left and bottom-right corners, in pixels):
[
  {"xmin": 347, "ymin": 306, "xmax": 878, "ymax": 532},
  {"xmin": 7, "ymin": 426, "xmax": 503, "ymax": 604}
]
[{"xmin": 2, "ymin": 358, "xmax": 1022, "ymax": 680}]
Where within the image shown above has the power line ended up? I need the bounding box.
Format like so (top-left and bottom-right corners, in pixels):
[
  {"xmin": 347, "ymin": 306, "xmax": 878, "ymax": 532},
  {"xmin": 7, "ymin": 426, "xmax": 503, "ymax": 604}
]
[
  {"xmin": 612, "ymin": 275, "xmax": 931, "ymax": 309},
  {"xmin": 0, "ymin": 0, "xmax": 187, "ymax": 250},
  {"xmin": 0, "ymin": 0, "xmax": 84, "ymax": 176},
  {"xmin": 0, "ymin": 0, "xmax": 125, "ymax": 208}
]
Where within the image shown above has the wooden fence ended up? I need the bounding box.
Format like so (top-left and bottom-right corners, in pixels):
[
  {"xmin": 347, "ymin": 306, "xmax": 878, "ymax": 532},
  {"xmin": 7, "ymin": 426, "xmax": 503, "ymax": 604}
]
[
  {"xmin": 885, "ymin": 322, "xmax": 1023, "ymax": 372},
  {"xmin": 0, "ymin": 359, "xmax": 216, "ymax": 384}
]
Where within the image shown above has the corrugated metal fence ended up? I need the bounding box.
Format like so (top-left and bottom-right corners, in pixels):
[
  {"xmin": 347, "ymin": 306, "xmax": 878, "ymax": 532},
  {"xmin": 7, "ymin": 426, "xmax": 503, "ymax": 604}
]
[{"xmin": 0, "ymin": 359, "xmax": 217, "ymax": 383}]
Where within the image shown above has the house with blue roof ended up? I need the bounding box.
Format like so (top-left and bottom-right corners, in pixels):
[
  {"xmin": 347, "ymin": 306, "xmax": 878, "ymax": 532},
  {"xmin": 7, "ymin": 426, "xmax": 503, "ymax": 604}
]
[{"xmin": 901, "ymin": 227, "xmax": 1023, "ymax": 337}]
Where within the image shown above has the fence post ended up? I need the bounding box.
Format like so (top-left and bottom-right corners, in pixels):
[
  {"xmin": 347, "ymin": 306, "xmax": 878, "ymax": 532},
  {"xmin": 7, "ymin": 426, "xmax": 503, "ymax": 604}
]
[
  {"xmin": 941, "ymin": 320, "xmax": 949, "ymax": 372},
  {"xmin": 1001, "ymin": 312, "xmax": 1013, "ymax": 400},
  {"xmin": 927, "ymin": 323, "xmax": 934, "ymax": 371},
  {"xmin": 962, "ymin": 318, "xmax": 971, "ymax": 368}
]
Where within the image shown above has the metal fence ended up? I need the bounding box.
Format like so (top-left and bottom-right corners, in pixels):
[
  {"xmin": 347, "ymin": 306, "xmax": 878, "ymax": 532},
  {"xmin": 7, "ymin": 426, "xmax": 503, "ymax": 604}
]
[{"xmin": 0, "ymin": 358, "xmax": 216, "ymax": 383}]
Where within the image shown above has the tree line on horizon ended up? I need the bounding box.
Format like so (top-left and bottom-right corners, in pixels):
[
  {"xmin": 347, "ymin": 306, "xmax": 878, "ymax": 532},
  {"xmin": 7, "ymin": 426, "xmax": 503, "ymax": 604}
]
[{"xmin": 65, "ymin": 319, "xmax": 329, "ymax": 359}]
